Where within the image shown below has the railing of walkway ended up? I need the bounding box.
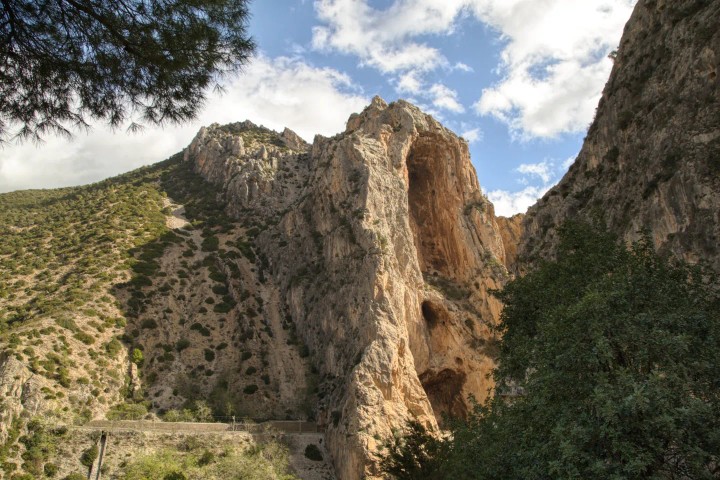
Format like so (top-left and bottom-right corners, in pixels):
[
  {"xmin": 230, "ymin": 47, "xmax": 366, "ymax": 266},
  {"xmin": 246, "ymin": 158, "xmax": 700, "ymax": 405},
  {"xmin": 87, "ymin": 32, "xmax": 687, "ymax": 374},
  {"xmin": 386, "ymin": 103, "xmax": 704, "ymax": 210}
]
[{"xmin": 82, "ymin": 419, "xmax": 325, "ymax": 434}]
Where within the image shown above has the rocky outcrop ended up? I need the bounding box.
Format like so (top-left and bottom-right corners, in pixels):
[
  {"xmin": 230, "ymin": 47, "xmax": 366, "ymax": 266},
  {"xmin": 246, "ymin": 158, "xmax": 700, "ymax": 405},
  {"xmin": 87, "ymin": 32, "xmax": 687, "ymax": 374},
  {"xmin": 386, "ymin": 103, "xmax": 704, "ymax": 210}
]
[
  {"xmin": 183, "ymin": 97, "xmax": 510, "ymax": 479},
  {"xmin": 518, "ymin": 0, "xmax": 720, "ymax": 270},
  {"xmin": 496, "ymin": 214, "xmax": 523, "ymax": 272},
  {"xmin": 0, "ymin": 354, "xmax": 45, "ymax": 443}
]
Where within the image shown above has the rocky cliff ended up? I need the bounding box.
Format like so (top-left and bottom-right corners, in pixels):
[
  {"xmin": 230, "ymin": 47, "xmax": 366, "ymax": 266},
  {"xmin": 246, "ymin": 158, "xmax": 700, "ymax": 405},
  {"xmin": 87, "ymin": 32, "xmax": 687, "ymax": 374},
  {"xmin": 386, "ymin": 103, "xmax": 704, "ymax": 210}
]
[
  {"xmin": 0, "ymin": 99, "xmax": 510, "ymax": 479},
  {"xmin": 181, "ymin": 97, "xmax": 510, "ymax": 479},
  {"xmin": 517, "ymin": 0, "xmax": 720, "ymax": 271}
]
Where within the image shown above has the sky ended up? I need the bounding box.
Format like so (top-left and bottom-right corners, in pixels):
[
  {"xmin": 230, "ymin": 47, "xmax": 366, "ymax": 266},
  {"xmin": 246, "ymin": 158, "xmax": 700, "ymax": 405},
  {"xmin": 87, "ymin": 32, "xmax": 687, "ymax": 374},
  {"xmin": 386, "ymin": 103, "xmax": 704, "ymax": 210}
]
[{"xmin": 0, "ymin": 0, "xmax": 636, "ymax": 216}]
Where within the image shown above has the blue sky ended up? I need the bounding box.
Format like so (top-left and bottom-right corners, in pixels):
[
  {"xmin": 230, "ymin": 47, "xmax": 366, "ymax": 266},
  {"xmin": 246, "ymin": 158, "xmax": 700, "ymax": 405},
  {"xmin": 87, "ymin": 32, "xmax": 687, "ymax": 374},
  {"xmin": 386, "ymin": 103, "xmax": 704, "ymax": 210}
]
[{"xmin": 0, "ymin": 0, "xmax": 636, "ymax": 215}]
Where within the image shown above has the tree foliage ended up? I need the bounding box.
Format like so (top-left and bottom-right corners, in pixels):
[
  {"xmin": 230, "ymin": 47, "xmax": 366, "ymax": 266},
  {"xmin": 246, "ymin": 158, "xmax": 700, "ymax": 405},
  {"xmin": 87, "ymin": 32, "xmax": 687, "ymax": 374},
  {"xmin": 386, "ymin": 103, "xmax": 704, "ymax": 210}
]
[
  {"xmin": 379, "ymin": 420, "xmax": 447, "ymax": 480},
  {"xmin": 0, "ymin": 0, "xmax": 254, "ymax": 143},
  {"xmin": 448, "ymin": 222, "xmax": 720, "ymax": 479},
  {"xmin": 383, "ymin": 222, "xmax": 720, "ymax": 479}
]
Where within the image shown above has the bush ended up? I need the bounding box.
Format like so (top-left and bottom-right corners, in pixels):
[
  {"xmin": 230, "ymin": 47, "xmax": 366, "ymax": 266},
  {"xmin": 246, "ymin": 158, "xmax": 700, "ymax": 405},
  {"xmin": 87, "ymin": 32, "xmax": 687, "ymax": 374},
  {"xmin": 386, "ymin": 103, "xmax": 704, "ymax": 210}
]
[
  {"xmin": 131, "ymin": 348, "xmax": 144, "ymax": 366},
  {"xmin": 304, "ymin": 444, "xmax": 323, "ymax": 462},
  {"xmin": 44, "ymin": 463, "xmax": 59, "ymax": 476},
  {"xmin": 190, "ymin": 323, "xmax": 211, "ymax": 336},
  {"xmin": 201, "ymin": 236, "xmax": 219, "ymax": 252},
  {"xmin": 80, "ymin": 445, "xmax": 98, "ymax": 468},
  {"xmin": 163, "ymin": 473, "xmax": 187, "ymax": 480},
  {"xmin": 63, "ymin": 474, "xmax": 85, "ymax": 480},
  {"xmin": 379, "ymin": 421, "xmax": 445, "ymax": 479},
  {"xmin": 243, "ymin": 384, "xmax": 258, "ymax": 395},
  {"xmin": 141, "ymin": 319, "xmax": 158, "ymax": 329},
  {"xmin": 204, "ymin": 349, "xmax": 215, "ymax": 362},
  {"xmin": 213, "ymin": 302, "xmax": 233, "ymax": 313},
  {"xmin": 73, "ymin": 331, "xmax": 95, "ymax": 345},
  {"xmin": 106, "ymin": 403, "xmax": 148, "ymax": 420},
  {"xmin": 211, "ymin": 285, "xmax": 228, "ymax": 295},
  {"xmin": 175, "ymin": 339, "xmax": 191, "ymax": 352},
  {"xmin": 198, "ymin": 450, "xmax": 215, "ymax": 466},
  {"xmin": 105, "ymin": 338, "xmax": 123, "ymax": 357}
]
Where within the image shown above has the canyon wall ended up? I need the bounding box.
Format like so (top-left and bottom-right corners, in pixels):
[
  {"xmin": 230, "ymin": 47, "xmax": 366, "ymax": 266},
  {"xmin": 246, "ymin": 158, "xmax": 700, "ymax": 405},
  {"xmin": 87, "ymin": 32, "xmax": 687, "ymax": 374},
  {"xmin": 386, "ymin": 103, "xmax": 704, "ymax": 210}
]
[
  {"xmin": 517, "ymin": 0, "xmax": 720, "ymax": 271},
  {"xmin": 183, "ymin": 97, "xmax": 510, "ymax": 479}
]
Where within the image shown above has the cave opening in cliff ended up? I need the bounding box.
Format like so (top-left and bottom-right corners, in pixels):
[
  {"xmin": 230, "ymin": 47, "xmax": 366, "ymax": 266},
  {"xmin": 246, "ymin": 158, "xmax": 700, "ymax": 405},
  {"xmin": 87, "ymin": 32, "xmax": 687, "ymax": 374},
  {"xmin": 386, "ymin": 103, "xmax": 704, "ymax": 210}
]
[
  {"xmin": 421, "ymin": 300, "xmax": 442, "ymax": 328},
  {"xmin": 407, "ymin": 135, "xmax": 452, "ymax": 276},
  {"xmin": 419, "ymin": 369, "xmax": 467, "ymax": 426}
]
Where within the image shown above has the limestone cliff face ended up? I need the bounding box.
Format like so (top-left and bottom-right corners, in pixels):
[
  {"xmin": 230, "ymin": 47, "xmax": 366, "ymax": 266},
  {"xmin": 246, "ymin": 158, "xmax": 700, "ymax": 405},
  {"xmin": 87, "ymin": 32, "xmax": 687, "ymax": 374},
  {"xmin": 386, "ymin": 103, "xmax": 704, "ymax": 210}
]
[
  {"xmin": 496, "ymin": 214, "xmax": 523, "ymax": 271},
  {"xmin": 518, "ymin": 0, "xmax": 720, "ymax": 270},
  {"xmin": 0, "ymin": 354, "xmax": 45, "ymax": 442},
  {"xmin": 183, "ymin": 98, "xmax": 510, "ymax": 479}
]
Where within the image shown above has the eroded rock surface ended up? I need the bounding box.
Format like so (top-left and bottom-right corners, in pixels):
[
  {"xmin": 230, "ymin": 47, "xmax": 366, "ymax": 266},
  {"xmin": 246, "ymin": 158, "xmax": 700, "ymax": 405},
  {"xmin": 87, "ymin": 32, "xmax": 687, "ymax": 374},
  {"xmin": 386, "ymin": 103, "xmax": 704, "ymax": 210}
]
[
  {"xmin": 518, "ymin": 0, "xmax": 720, "ymax": 271},
  {"xmin": 183, "ymin": 98, "xmax": 510, "ymax": 479}
]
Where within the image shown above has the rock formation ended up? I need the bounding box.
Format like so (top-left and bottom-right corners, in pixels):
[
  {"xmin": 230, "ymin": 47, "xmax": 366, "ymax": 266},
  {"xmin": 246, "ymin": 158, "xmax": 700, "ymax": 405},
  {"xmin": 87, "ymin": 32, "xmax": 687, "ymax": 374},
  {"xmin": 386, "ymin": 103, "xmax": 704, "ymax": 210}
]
[
  {"xmin": 3, "ymin": 2, "xmax": 717, "ymax": 478},
  {"xmin": 182, "ymin": 98, "xmax": 510, "ymax": 479},
  {"xmin": 517, "ymin": 0, "xmax": 720, "ymax": 272}
]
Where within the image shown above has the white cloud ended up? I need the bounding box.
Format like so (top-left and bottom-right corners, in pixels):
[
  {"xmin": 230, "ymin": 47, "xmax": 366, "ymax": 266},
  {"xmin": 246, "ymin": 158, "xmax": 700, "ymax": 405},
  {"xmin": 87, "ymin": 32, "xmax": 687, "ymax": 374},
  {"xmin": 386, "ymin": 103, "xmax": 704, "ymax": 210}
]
[
  {"xmin": 461, "ymin": 128, "xmax": 483, "ymax": 143},
  {"xmin": 0, "ymin": 55, "xmax": 368, "ymax": 193},
  {"xmin": 429, "ymin": 84, "xmax": 465, "ymax": 113},
  {"xmin": 453, "ymin": 62, "xmax": 474, "ymax": 73},
  {"xmin": 396, "ymin": 70, "xmax": 424, "ymax": 94},
  {"xmin": 488, "ymin": 184, "xmax": 552, "ymax": 216},
  {"xmin": 311, "ymin": 0, "xmax": 635, "ymax": 138},
  {"xmin": 312, "ymin": 0, "xmax": 467, "ymax": 73},
  {"xmin": 488, "ymin": 153, "xmax": 579, "ymax": 215},
  {"xmin": 473, "ymin": 0, "xmax": 636, "ymax": 138},
  {"xmin": 517, "ymin": 160, "xmax": 552, "ymax": 184}
]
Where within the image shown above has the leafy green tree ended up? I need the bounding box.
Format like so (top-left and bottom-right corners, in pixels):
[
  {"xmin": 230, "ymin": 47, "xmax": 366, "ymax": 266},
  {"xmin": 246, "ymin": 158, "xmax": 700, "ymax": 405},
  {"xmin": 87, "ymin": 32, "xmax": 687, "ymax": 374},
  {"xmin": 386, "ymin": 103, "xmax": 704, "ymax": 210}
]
[
  {"xmin": 446, "ymin": 222, "xmax": 720, "ymax": 479},
  {"xmin": 131, "ymin": 348, "xmax": 144, "ymax": 366},
  {"xmin": 379, "ymin": 420, "xmax": 447, "ymax": 480},
  {"xmin": 0, "ymin": 0, "xmax": 254, "ymax": 143}
]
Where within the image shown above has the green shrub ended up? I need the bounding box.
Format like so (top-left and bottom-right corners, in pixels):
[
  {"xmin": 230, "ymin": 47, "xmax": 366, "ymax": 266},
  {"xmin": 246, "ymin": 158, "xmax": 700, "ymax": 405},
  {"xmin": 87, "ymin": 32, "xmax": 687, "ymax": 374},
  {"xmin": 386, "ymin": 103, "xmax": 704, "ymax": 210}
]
[
  {"xmin": 131, "ymin": 348, "xmax": 144, "ymax": 366},
  {"xmin": 44, "ymin": 463, "xmax": 59, "ymax": 476},
  {"xmin": 304, "ymin": 444, "xmax": 323, "ymax": 462},
  {"xmin": 80, "ymin": 445, "xmax": 98, "ymax": 468},
  {"xmin": 211, "ymin": 285, "xmax": 228, "ymax": 295},
  {"xmin": 63, "ymin": 474, "xmax": 86, "ymax": 480},
  {"xmin": 198, "ymin": 450, "xmax": 215, "ymax": 466},
  {"xmin": 190, "ymin": 323, "xmax": 211, "ymax": 336},
  {"xmin": 105, "ymin": 338, "xmax": 123, "ymax": 357},
  {"xmin": 175, "ymin": 339, "xmax": 191, "ymax": 352},
  {"xmin": 141, "ymin": 319, "xmax": 158, "ymax": 329},
  {"xmin": 204, "ymin": 349, "xmax": 215, "ymax": 362},
  {"xmin": 201, "ymin": 236, "xmax": 219, "ymax": 252},
  {"xmin": 213, "ymin": 302, "xmax": 233, "ymax": 313},
  {"xmin": 73, "ymin": 331, "xmax": 95, "ymax": 345},
  {"xmin": 243, "ymin": 384, "xmax": 258, "ymax": 394},
  {"xmin": 164, "ymin": 472, "xmax": 187, "ymax": 480},
  {"xmin": 106, "ymin": 402, "xmax": 148, "ymax": 420},
  {"xmin": 11, "ymin": 474, "xmax": 34, "ymax": 480}
]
